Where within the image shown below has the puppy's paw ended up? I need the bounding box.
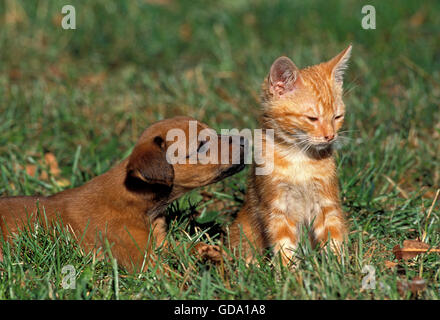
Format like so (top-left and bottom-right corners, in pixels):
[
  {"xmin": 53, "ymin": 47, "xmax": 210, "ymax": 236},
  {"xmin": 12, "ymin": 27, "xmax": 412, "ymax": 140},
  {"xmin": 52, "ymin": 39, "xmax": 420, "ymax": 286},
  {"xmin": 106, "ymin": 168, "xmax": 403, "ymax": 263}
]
[{"xmin": 193, "ymin": 243, "xmax": 223, "ymax": 263}]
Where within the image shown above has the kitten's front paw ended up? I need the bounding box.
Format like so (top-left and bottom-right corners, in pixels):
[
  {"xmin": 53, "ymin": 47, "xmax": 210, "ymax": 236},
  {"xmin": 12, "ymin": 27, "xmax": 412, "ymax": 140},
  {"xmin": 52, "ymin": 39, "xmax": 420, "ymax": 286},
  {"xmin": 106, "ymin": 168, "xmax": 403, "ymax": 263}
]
[
  {"xmin": 323, "ymin": 239, "xmax": 346, "ymax": 261},
  {"xmin": 272, "ymin": 248, "xmax": 299, "ymax": 270},
  {"xmin": 193, "ymin": 243, "xmax": 223, "ymax": 263}
]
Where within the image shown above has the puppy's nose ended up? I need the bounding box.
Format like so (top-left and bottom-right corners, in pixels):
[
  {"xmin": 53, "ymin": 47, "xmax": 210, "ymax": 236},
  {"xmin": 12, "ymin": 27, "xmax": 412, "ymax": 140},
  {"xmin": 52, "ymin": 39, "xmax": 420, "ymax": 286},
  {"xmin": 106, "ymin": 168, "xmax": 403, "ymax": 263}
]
[{"xmin": 226, "ymin": 135, "xmax": 247, "ymax": 146}]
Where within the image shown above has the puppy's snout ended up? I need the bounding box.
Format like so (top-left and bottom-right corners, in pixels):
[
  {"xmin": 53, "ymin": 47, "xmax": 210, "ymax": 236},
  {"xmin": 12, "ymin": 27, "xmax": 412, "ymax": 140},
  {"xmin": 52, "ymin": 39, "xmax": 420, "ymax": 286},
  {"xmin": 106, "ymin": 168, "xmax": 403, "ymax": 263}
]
[
  {"xmin": 239, "ymin": 136, "xmax": 247, "ymax": 147},
  {"xmin": 234, "ymin": 136, "xmax": 249, "ymax": 164},
  {"xmin": 218, "ymin": 135, "xmax": 248, "ymax": 166},
  {"xmin": 227, "ymin": 135, "xmax": 247, "ymax": 147}
]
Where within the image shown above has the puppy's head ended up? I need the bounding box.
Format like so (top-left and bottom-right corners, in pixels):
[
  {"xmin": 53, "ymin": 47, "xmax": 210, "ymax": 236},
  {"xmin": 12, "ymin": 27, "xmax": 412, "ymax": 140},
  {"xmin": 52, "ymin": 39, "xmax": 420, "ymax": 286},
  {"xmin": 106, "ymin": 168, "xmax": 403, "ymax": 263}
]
[{"xmin": 126, "ymin": 116, "xmax": 247, "ymax": 193}]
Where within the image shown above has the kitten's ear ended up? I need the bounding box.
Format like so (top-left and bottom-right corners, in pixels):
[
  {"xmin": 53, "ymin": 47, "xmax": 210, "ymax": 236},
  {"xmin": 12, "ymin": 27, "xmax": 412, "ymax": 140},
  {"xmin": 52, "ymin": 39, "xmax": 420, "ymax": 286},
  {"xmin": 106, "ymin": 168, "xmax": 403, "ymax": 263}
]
[
  {"xmin": 269, "ymin": 56, "xmax": 301, "ymax": 97},
  {"xmin": 327, "ymin": 44, "xmax": 352, "ymax": 85}
]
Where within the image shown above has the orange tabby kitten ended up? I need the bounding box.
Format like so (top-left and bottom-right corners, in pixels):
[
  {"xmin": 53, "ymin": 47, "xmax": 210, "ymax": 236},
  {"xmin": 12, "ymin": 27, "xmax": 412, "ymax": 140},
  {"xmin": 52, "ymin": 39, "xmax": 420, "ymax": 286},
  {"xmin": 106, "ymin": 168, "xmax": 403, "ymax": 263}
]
[{"xmin": 229, "ymin": 45, "xmax": 352, "ymax": 266}]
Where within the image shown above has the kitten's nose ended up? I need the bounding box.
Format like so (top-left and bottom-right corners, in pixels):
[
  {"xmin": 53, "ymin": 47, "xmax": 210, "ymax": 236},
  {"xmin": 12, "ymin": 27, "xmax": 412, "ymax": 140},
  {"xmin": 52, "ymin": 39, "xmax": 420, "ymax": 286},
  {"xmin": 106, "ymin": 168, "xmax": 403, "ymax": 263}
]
[{"xmin": 325, "ymin": 134, "xmax": 335, "ymax": 142}]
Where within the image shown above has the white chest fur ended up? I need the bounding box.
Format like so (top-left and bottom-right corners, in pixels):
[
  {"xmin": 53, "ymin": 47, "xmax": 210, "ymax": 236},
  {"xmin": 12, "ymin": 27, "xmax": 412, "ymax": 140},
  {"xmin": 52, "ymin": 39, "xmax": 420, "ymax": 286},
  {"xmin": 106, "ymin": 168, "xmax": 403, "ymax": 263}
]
[{"xmin": 270, "ymin": 149, "xmax": 328, "ymax": 224}]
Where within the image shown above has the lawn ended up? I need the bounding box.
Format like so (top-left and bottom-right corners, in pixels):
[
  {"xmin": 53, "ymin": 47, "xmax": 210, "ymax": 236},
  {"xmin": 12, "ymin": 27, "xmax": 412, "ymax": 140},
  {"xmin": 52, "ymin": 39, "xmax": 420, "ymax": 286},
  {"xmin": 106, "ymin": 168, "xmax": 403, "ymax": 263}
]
[{"xmin": 0, "ymin": 0, "xmax": 439, "ymax": 299}]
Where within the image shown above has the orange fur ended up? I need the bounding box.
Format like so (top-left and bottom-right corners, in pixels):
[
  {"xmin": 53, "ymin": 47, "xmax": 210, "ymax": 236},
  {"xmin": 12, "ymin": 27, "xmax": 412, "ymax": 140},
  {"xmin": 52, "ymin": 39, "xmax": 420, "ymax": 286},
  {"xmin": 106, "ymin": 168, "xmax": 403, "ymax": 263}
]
[{"xmin": 230, "ymin": 46, "xmax": 352, "ymax": 266}]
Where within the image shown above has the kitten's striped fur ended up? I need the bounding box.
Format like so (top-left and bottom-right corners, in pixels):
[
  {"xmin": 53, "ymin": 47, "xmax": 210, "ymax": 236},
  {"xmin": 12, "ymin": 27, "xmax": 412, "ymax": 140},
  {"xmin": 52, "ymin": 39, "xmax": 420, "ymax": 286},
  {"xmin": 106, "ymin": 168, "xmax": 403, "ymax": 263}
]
[{"xmin": 229, "ymin": 46, "xmax": 352, "ymax": 266}]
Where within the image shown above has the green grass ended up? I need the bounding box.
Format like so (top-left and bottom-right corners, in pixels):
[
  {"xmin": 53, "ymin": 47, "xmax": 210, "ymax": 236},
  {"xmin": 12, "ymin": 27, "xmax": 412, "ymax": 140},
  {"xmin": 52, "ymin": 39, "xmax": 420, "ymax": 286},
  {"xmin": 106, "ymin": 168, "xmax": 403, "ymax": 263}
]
[{"xmin": 0, "ymin": 0, "xmax": 439, "ymax": 299}]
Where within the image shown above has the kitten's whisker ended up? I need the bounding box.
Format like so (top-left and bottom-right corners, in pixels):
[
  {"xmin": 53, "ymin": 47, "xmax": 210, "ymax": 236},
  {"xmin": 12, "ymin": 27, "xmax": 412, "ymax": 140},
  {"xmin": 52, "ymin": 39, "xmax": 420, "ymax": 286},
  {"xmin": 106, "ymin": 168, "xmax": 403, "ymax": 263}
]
[
  {"xmin": 338, "ymin": 129, "xmax": 358, "ymax": 134},
  {"xmin": 334, "ymin": 135, "xmax": 351, "ymax": 148},
  {"xmin": 343, "ymin": 85, "xmax": 357, "ymax": 97},
  {"xmin": 343, "ymin": 75, "xmax": 360, "ymax": 97}
]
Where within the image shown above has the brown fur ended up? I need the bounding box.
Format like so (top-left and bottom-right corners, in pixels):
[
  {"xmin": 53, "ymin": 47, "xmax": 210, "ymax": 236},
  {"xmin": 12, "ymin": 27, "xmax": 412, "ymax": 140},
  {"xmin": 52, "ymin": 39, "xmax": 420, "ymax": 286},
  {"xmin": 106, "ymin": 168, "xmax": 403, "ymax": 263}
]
[
  {"xmin": 229, "ymin": 46, "xmax": 352, "ymax": 266},
  {"xmin": 0, "ymin": 116, "xmax": 246, "ymax": 272}
]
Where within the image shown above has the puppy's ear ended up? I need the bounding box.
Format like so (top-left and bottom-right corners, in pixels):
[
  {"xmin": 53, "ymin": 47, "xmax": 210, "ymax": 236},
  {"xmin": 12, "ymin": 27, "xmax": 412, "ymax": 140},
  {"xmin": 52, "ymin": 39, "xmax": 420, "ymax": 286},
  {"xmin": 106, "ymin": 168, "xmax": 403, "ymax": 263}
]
[{"xmin": 127, "ymin": 136, "xmax": 174, "ymax": 186}]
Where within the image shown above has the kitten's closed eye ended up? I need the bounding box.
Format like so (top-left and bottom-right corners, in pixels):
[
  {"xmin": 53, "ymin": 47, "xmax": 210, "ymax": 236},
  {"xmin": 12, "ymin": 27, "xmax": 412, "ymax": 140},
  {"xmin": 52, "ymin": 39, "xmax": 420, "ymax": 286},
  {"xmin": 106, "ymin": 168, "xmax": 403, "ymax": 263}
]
[
  {"xmin": 306, "ymin": 116, "xmax": 318, "ymax": 122},
  {"xmin": 334, "ymin": 114, "xmax": 344, "ymax": 120}
]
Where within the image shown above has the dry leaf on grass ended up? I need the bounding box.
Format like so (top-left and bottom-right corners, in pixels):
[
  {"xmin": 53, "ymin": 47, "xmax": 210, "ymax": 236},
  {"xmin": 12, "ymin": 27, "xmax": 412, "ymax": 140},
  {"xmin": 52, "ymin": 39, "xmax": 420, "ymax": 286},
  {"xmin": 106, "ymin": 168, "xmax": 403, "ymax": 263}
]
[
  {"xmin": 79, "ymin": 72, "xmax": 107, "ymax": 86},
  {"xmin": 54, "ymin": 178, "xmax": 71, "ymax": 188},
  {"xmin": 23, "ymin": 153, "xmax": 70, "ymax": 187},
  {"xmin": 44, "ymin": 152, "xmax": 61, "ymax": 177},
  {"xmin": 384, "ymin": 260, "xmax": 398, "ymax": 269},
  {"xmin": 397, "ymin": 277, "xmax": 426, "ymax": 296},
  {"xmin": 409, "ymin": 9, "xmax": 427, "ymax": 27},
  {"xmin": 393, "ymin": 239, "xmax": 440, "ymax": 260},
  {"xmin": 25, "ymin": 164, "xmax": 37, "ymax": 177}
]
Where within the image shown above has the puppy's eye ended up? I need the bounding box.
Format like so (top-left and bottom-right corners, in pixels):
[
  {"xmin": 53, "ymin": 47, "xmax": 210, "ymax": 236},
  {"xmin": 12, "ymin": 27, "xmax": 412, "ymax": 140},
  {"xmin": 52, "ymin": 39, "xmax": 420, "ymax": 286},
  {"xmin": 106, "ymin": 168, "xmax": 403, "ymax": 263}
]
[
  {"xmin": 153, "ymin": 136, "xmax": 165, "ymax": 148},
  {"xmin": 306, "ymin": 116, "xmax": 318, "ymax": 122},
  {"xmin": 185, "ymin": 140, "xmax": 208, "ymax": 158},
  {"xmin": 197, "ymin": 140, "xmax": 208, "ymax": 153},
  {"xmin": 334, "ymin": 114, "xmax": 344, "ymax": 120}
]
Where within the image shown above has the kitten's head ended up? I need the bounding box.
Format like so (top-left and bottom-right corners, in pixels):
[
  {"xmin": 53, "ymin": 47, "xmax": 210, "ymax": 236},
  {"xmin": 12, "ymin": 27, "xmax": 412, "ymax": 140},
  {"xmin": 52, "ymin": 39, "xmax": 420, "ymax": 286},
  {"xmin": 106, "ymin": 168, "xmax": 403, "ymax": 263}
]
[{"xmin": 262, "ymin": 45, "xmax": 352, "ymax": 153}]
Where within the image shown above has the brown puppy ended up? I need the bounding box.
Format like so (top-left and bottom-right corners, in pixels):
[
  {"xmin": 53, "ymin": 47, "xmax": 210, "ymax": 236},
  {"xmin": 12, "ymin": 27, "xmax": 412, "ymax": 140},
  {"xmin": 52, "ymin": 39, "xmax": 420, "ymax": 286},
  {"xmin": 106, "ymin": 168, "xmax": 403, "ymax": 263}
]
[{"xmin": 0, "ymin": 116, "xmax": 246, "ymax": 272}]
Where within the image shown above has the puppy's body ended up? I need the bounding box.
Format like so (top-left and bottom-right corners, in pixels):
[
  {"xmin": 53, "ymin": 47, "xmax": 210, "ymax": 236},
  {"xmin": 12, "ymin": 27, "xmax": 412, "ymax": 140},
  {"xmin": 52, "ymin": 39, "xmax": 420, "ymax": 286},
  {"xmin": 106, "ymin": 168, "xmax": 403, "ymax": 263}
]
[
  {"xmin": 0, "ymin": 117, "xmax": 245, "ymax": 271},
  {"xmin": 1, "ymin": 160, "xmax": 164, "ymax": 267}
]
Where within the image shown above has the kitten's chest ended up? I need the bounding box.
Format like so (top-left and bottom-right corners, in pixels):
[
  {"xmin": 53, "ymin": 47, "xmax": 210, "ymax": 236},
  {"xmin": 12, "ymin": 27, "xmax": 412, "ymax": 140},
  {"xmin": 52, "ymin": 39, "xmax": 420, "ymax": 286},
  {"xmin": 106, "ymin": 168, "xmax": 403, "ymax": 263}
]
[
  {"xmin": 272, "ymin": 181, "xmax": 320, "ymax": 223},
  {"xmin": 270, "ymin": 151, "xmax": 334, "ymax": 222}
]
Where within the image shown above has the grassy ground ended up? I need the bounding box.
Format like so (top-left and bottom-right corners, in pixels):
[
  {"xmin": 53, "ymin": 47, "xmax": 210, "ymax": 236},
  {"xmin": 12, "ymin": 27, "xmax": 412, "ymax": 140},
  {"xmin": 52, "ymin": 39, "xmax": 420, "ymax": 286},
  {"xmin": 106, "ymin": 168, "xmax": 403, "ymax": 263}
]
[{"xmin": 0, "ymin": 0, "xmax": 439, "ymax": 299}]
